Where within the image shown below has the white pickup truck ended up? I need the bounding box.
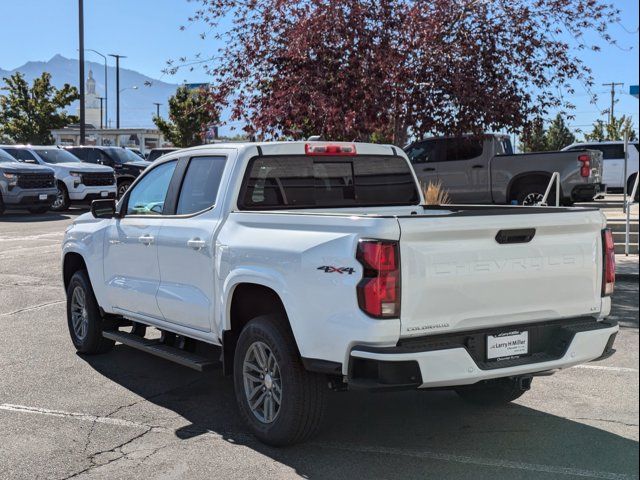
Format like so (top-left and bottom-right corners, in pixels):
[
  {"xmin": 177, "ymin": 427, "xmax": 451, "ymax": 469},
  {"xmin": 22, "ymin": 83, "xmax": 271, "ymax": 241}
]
[{"xmin": 62, "ymin": 141, "xmax": 618, "ymax": 446}]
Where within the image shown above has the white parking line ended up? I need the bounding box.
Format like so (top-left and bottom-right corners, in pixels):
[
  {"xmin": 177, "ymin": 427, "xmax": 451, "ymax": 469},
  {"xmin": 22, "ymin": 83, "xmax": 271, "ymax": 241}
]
[
  {"xmin": 0, "ymin": 232, "xmax": 64, "ymax": 242},
  {"xmin": 1, "ymin": 403, "xmax": 637, "ymax": 480},
  {"xmin": 574, "ymin": 365, "xmax": 639, "ymax": 373}
]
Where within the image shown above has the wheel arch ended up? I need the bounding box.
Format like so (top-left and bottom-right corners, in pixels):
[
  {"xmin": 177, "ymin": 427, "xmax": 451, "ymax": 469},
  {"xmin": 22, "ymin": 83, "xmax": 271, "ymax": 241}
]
[
  {"xmin": 62, "ymin": 251, "xmax": 88, "ymax": 292},
  {"xmin": 506, "ymin": 171, "xmax": 553, "ymax": 202},
  {"xmin": 222, "ymin": 279, "xmax": 296, "ymax": 375}
]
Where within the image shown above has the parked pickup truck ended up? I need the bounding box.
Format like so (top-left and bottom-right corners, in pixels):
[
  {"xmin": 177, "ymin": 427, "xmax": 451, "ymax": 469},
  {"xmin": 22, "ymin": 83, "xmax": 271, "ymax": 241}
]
[
  {"xmin": 62, "ymin": 141, "xmax": 617, "ymax": 446},
  {"xmin": 404, "ymin": 134, "xmax": 603, "ymax": 205},
  {"xmin": 1, "ymin": 145, "xmax": 117, "ymax": 211},
  {"xmin": 0, "ymin": 148, "xmax": 57, "ymax": 214},
  {"xmin": 65, "ymin": 146, "xmax": 151, "ymax": 198},
  {"xmin": 562, "ymin": 141, "xmax": 639, "ymax": 200}
]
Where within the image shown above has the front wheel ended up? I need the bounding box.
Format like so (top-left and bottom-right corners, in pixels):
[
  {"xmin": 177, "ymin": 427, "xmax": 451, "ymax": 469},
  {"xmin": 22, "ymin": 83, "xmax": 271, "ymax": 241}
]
[
  {"xmin": 455, "ymin": 377, "xmax": 532, "ymax": 406},
  {"xmin": 233, "ymin": 315, "xmax": 326, "ymax": 446},
  {"xmin": 117, "ymin": 180, "xmax": 132, "ymax": 199},
  {"xmin": 51, "ymin": 182, "xmax": 70, "ymax": 211},
  {"xmin": 66, "ymin": 270, "xmax": 115, "ymax": 354}
]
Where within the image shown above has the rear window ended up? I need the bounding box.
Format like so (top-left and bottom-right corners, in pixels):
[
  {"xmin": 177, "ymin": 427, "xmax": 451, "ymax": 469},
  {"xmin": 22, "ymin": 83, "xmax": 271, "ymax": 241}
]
[{"xmin": 239, "ymin": 155, "xmax": 419, "ymax": 210}]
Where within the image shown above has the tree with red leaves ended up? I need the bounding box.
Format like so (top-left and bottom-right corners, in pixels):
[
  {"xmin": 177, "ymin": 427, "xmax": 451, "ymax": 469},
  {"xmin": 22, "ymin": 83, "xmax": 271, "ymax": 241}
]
[{"xmin": 173, "ymin": 0, "xmax": 619, "ymax": 144}]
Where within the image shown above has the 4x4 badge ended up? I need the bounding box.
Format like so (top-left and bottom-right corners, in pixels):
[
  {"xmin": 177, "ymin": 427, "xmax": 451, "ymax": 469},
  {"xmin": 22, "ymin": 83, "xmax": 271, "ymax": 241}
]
[{"xmin": 317, "ymin": 266, "xmax": 355, "ymax": 275}]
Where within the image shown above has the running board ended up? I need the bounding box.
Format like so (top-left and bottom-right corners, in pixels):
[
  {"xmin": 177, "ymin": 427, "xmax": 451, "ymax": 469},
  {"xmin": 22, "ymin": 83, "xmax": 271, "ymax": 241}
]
[{"xmin": 102, "ymin": 330, "xmax": 217, "ymax": 372}]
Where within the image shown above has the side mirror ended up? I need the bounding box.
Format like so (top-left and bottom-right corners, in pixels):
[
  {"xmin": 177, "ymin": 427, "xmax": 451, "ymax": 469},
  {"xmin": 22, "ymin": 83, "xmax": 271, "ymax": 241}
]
[{"xmin": 91, "ymin": 199, "xmax": 117, "ymax": 219}]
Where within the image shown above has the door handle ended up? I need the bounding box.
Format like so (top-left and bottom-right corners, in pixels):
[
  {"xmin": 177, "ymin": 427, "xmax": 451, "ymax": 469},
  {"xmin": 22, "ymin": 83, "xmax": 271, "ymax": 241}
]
[
  {"xmin": 187, "ymin": 238, "xmax": 206, "ymax": 250},
  {"xmin": 138, "ymin": 235, "xmax": 154, "ymax": 245},
  {"xmin": 423, "ymin": 167, "xmax": 436, "ymax": 172},
  {"xmin": 472, "ymin": 165, "xmax": 484, "ymax": 169}
]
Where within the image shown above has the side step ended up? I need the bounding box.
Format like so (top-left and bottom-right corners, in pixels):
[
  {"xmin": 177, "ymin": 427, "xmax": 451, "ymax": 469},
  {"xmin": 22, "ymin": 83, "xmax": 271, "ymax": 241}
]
[{"xmin": 103, "ymin": 330, "xmax": 217, "ymax": 372}]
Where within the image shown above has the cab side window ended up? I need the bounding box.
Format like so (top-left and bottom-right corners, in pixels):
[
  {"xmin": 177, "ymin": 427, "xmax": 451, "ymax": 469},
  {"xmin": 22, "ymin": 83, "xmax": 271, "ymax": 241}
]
[
  {"xmin": 3, "ymin": 148, "xmax": 38, "ymax": 163},
  {"xmin": 176, "ymin": 156, "xmax": 226, "ymax": 215},
  {"xmin": 126, "ymin": 161, "xmax": 177, "ymax": 216},
  {"xmin": 406, "ymin": 140, "xmax": 442, "ymax": 164}
]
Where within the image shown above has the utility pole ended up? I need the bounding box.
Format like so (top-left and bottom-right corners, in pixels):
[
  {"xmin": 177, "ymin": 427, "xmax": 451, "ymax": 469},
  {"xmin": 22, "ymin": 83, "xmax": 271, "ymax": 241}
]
[
  {"xmin": 602, "ymin": 82, "xmax": 624, "ymax": 126},
  {"xmin": 109, "ymin": 54, "xmax": 126, "ymax": 129},
  {"xmin": 153, "ymin": 102, "xmax": 162, "ymax": 118},
  {"xmin": 78, "ymin": 0, "xmax": 85, "ymax": 144},
  {"xmin": 98, "ymin": 97, "xmax": 105, "ymax": 129}
]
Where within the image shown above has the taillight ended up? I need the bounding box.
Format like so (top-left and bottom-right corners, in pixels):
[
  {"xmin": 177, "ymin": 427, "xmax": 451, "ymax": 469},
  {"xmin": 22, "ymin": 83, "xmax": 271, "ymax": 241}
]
[
  {"xmin": 356, "ymin": 240, "xmax": 400, "ymax": 318},
  {"xmin": 305, "ymin": 143, "xmax": 356, "ymax": 156},
  {"xmin": 579, "ymin": 154, "xmax": 591, "ymax": 178},
  {"xmin": 602, "ymin": 228, "xmax": 615, "ymax": 296}
]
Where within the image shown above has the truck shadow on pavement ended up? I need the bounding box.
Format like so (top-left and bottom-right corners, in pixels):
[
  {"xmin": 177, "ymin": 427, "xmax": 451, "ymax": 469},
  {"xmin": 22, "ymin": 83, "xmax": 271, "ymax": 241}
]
[{"xmin": 81, "ymin": 347, "xmax": 639, "ymax": 479}]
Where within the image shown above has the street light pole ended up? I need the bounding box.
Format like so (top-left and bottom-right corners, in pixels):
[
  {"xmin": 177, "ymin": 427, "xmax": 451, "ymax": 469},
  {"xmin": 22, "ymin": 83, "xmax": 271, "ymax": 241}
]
[
  {"xmin": 98, "ymin": 97, "xmax": 105, "ymax": 129},
  {"xmin": 87, "ymin": 49, "xmax": 108, "ymax": 129},
  {"xmin": 78, "ymin": 0, "xmax": 85, "ymax": 144},
  {"xmin": 109, "ymin": 54, "xmax": 126, "ymax": 129},
  {"xmin": 153, "ymin": 102, "xmax": 162, "ymax": 118}
]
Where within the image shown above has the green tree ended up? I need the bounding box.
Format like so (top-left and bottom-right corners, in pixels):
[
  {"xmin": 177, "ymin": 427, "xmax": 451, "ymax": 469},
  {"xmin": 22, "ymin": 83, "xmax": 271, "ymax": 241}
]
[
  {"xmin": 546, "ymin": 113, "xmax": 576, "ymax": 150},
  {"xmin": 153, "ymin": 86, "xmax": 219, "ymax": 147},
  {"xmin": 0, "ymin": 72, "xmax": 79, "ymax": 144},
  {"xmin": 585, "ymin": 115, "xmax": 638, "ymax": 142},
  {"xmin": 519, "ymin": 117, "xmax": 548, "ymax": 152}
]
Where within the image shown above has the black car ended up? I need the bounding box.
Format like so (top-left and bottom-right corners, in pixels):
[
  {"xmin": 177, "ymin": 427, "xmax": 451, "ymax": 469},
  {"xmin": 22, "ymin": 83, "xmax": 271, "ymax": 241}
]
[{"xmin": 66, "ymin": 146, "xmax": 151, "ymax": 198}]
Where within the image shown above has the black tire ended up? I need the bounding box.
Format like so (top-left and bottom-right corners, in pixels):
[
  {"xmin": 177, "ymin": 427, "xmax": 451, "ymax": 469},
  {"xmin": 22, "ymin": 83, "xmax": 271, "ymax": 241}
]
[
  {"xmin": 514, "ymin": 183, "xmax": 555, "ymax": 206},
  {"xmin": 28, "ymin": 206, "xmax": 49, "ymax": 214},
  {"xmin": 0, "ymin": 195, "xmax": 5, "ymax": 215},
  {"xmin": 233, "ymin": 315, "xmax": 326, "ymax": 446},
  {"xmin": 51, "ymin": 182, "xmax": 70, "ymax": 211},
  {"xmin": 66, "ymin": 270, "xmax": 115, "ymax": 354},
  {"xmin": 455, "ymin": 377, "xmax": 531, "ymax": 406},
  {"xmin": 117, "ymin": 180, "xmax": 132, "ymax": 199}
]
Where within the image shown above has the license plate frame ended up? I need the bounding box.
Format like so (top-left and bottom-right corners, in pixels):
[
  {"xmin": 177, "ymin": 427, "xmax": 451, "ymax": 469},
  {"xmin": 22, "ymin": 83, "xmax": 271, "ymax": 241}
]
[{"xmin": 486, "ymin": 330, "xmax": 529, "ymax": 361}]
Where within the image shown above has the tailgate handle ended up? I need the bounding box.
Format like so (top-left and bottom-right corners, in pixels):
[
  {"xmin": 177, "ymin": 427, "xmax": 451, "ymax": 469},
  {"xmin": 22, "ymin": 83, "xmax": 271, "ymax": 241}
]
[{"xmin": 495, "ymin": 228, "xmax": 536, "ymax": 244}]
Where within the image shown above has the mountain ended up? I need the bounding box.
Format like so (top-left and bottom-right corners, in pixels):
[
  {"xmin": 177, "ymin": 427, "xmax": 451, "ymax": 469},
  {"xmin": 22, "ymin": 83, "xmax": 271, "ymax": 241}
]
[{"xmin": 0, "ymin": 54, "xmax": 178, "ymax": 128}]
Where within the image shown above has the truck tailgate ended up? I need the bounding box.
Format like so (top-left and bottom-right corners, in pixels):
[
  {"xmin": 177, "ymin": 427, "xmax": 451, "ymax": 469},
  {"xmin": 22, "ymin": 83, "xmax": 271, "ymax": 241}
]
[{"xmin": 397, "ymin": 208, "xmax": 605, "ymax": 337}]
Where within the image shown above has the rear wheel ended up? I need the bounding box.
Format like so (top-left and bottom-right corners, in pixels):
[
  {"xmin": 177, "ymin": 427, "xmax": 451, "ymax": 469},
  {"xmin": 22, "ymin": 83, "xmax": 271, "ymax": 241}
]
[
  {"xmin": 455, "ymin": 377, "xmax": 532, "ymax": 406},
  {"xmin": 233, "ymin": 315, "xmax": 326, "ymax": 446},
  {"xmin": 514, "ymin": 183, "xmax": 555, "ymax": 206},
  {"xmin": 66, "ymin": 270, "xmax": 115, "ymax": 354},
  {"xmin": 51, "ymin": 182, "xmax": 70, "ymax": 211}
]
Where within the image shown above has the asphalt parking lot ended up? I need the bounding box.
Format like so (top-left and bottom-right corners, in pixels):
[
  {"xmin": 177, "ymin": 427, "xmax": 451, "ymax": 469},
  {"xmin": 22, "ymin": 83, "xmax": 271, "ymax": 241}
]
[{"xmin": 0, "ymin": 210, "xmax": 638, "ymax": 480}]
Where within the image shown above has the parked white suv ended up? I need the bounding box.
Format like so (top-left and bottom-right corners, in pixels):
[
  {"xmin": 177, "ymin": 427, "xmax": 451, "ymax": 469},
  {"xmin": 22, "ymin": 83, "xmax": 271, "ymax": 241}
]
[
  {"xmin": 563, "ymin": 141, "xmax": 639, "ymax": 198},
  {"xmin": 1, "ymin": 146, "xmax": 117, "ymax": 210},
  {"xmin": 62, "ymin": 141, "xmax": 618, "ymax": 445}
]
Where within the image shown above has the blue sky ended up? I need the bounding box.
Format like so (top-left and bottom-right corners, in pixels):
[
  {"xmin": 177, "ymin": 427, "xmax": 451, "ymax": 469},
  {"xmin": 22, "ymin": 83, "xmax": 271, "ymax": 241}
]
[{"xmin": 0, "ymin": 0, "xmax": 638, "ymax": 138}]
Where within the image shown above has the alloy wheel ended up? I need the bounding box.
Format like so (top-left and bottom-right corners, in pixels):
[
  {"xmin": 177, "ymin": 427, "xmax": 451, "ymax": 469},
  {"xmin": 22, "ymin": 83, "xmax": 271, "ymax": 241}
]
[
  {"xmin": 52, "ymin": 187, "xmax": 65, "ymax": 209},
  {"xmin": 522, "ymin": 192, "xmax": 544, "ymax": 206},
  {"xmin": 243, "ymin": 341, "xmax": 282, "ymax": 424},
  {"xmin": 70, "ymin": 286, "xmax": 89, "ymax": 341}
]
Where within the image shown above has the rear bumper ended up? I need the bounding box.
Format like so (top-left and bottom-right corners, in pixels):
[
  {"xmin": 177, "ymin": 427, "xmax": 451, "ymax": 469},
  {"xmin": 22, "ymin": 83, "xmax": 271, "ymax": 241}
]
[
  {"xmin": 570, "ymin": 183, "xmax": 600, "ymax": 202},
  {"xmin": 349, "ymin": 318, "xmax": 618, "ymax": 389}
]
